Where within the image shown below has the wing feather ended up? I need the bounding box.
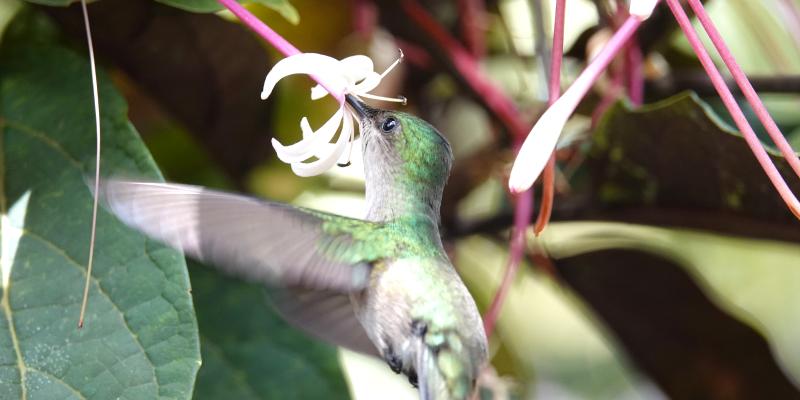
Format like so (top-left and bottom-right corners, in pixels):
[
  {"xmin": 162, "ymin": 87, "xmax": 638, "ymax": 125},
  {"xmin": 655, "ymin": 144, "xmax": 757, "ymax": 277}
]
[{"xmin": 98, "ymin": 179, "xmax": 381, "ymax": 291}]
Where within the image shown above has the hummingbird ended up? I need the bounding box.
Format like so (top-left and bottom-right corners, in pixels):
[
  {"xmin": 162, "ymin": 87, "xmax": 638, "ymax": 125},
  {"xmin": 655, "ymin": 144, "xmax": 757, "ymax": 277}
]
[{"xmin": 97, "ymin": 95, "xmax": 488, "ymax": 400}]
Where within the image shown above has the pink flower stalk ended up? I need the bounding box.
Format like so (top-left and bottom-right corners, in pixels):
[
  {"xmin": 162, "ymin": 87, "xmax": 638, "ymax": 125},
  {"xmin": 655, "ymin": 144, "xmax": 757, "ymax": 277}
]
[
  {"xmin": 532, "ymin": 0, "xmax": 567, "ymax": 236},
  {"xmin": 508, "ymin": 0, "xmax": 659, "ymax": 194},
  {"xmin": 217, "ymin": 0, "xmax": 344, "ymax": 103},
  {"xmin": 483, "ymin": 0, "xmax": 566, "ymax": 339},
  {"xmin": 685, "ymin": 0, "xmax": 800, "ymax": 181},
  {"xmin": 665, "ymin": 0, "xmax": 800, "ymax": 219}
]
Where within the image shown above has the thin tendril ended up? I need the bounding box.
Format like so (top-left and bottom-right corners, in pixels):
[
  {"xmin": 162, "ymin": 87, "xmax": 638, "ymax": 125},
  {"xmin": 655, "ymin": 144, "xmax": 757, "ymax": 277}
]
[
  {"xmin": 358, "ymin": 92, "xmax": 408, "ymax": 104},
  {"xmin": 379, "ymin": 49, "xmax": 405, "ymax": 79},
  {"xmin": 78, "ymin": 0, "xmax": 101, "ymax": 329}
]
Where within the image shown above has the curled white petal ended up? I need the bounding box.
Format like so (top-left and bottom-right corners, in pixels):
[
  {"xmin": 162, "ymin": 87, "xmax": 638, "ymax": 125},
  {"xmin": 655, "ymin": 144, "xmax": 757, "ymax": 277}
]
[
  {"xmin": 508, "ymin": 100, "xmax": 573, "ymax": 193},
  {"xmin": 272, "ymin": 108, "xmax": 344, "ymax": 163},
  {"xmin": 310, "ymin": 56, "xmax": 379, "ymax": 100},
  {"xmin": 629, "ymin": 0, "xmax": 659, "ymax": 19},
  {"xmin": 290, "ymin": 110, "xmax": 354, "ymax": 177},
  {"xmin": 261, "ymin": 53, "xmax": 348, "ymax": 100},
  {"xmin": 310, "ymin": 85, "xmax": 329, "ymax": 100},
  {"xmin": 339, "ymin": 55, "xmax": 375, "ymax": 83},
  {"xmin": 351, "ymin": 72, "xmax": 383, "ymax": 94}
]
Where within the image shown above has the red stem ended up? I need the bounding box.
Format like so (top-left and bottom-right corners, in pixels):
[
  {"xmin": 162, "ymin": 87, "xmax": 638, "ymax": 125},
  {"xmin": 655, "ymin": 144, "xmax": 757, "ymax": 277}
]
[
  {"xmin": 400, "ymin": 0, "xmax": 532, "ymax": 337},
  {"xmin": 533, "ymin": 0, "xmax": 566, "ymax": 236},
  {"xmin": 665, "ymin": 0, "xmax": 800, "ymax": 219},
  {"xmin": 592, "ymin": 71, "xmax": 624, "ymax": 127},
  {"xmin": 625, "ymin": 35, "xmax": 644, "ymax": 105},
  {"xmin": 686, "ymin": 0, "xmax": 800, "ymax": 180},
  {"xmin": 216, "ymin": 0, "xmax": 344, "ymax": 103},
  {"xmin": 458, "ymin": 0, "xmax": 487, "ymax": 59},
  {"xmin": 352, "ymin": 0, "xmax": 378, "ymax": 37},
  {"xmin": 401, "ymin": 0, "xmax": 529, "ymax": 138},
  {"xmin": 483, "ymin": 188, "xmax": 532, "ymax": 337}
]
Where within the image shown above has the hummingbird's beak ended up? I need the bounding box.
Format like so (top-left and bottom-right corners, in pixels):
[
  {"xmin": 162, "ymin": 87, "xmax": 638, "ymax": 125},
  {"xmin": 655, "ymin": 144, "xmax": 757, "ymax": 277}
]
[{"xmin": 345, "ymin": 94, "xmax": 371, "ymax": 121}]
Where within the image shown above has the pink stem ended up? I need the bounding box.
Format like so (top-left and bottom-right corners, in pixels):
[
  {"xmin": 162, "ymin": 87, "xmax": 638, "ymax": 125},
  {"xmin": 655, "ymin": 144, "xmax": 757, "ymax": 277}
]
[
  {"xmin": 216, "ymin": 0, "xmax": 344, "ymax": 103},
  {"xmin": 401, "ymin": 0, "xmax": 529, "ymax": 138},
  {"xmin": 458, "ymin": 0, "xmax": 487, "ymax": 59},
  {"xmin": 626, "ymin": 36, "xmax": 644, "ymax": 105},
  {"xmin": 484, "ymin": 0, "xmax": 566, "ymax": 337},
  {"xmin": 777, "ymin": 0, "xmax": 800, "ymax": 50},
  {"xmin": 548, "ymin": 0, "xmax": 566, "ymax": 102},
  {"xmin": 483, "ymin": 188, "xmax": 532, "ymax": 337},
  {"xmin": 686, "ymin": 0, "xmax": 800, "ymax": 180},
  {"xmin": 592, "ymin": 71, "xmax": 624, "ymax": 127},
  {"xmin": 666, "ymin": 0, "xmax": 800, "ymax": 219},
  {"xmin": 352, "ymin": 0, "xmax": 378, "ymax": 37},
  {"xmin": 534, "ymin": 0, "xmax": 566, "ymax": 236}
]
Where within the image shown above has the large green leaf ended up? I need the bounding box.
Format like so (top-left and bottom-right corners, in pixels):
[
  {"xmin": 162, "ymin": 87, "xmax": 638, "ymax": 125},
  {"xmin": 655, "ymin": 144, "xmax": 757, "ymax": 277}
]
[
  {"xmin": 189, "ymin": 262, "xmax": 349, "ymax": 400},
  {"xmin": 156, "ymin": 0, "xmax": 298, "ymax": 24},
  {"xmin": 25, "ymin": 0, "xmax": 299, "ymax": 24},
  {"xmin": 0, "ymin": 37, "xmax": 199, "ymax": 399}
]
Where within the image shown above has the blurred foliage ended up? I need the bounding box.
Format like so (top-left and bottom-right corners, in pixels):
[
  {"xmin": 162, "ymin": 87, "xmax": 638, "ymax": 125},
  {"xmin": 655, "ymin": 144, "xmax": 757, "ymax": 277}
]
[
  {"xmin": 0, "ymin": 33, "xmax": 199, "ymax": 398},
  {"xmin": 190, "ymin": 261, "xmax": 348, "ymax": 400},
  {"xmin": 2, "ymin": 0, "xmax": 800, "ymax": 399}
]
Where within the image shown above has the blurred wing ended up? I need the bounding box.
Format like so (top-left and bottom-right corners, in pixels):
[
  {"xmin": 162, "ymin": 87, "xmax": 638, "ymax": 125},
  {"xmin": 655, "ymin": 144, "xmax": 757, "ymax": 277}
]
[
  {"xmin": 268, "ymin": 288, "xmax": 379, "ymax": 356},
  {"xmin": 98, "ymin": 179, "xmax": 380, "ymax": 291}
]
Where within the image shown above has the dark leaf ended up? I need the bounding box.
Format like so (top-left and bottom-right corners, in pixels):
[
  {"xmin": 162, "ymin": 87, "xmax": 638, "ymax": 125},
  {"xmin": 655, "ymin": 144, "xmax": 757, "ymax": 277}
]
[
  {"xmin": 189, "ymin": 262, "xmax": 350, "ymax": 400},
  {"xmin": 44, "ymin": 0, "xmax": 279, "ymax": 185},
  {"xmin": 556, "ymin": 248, "xmax": 800, "ymax": 400},
  {"xmin": 588, "ymin": 92, "xmax": 800, "ymax": 242}
]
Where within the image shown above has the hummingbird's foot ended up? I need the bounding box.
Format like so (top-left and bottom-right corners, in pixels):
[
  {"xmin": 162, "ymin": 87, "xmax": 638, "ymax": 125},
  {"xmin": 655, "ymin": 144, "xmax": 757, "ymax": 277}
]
[
  {"xmin": 383, "ymin": 346, "xmax": 403, "ymax": 374},
  {"xmin": 407, "ymin": 369, "xmax": 419, "ymax": 388}
]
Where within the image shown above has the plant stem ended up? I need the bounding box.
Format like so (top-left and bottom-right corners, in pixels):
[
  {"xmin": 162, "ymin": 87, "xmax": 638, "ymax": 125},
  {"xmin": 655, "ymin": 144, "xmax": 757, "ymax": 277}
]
[
  {"xmin": 78, "ymin": 0, "xmax": 101, "ymax": 329},
  {"xmin": 686, "ymin": 0, "xmax": 800, "ymax": 180},
  {"xmin": 401, "ymin": 0, "xmax": 529, "ymax": 138},
  {"xmin": 665, "ymin": 0, "xmax": 800, "ymax": 219},
  {"xmin": 533, "ymin": 0, "xmax": 566, "ymax": 236},
  {"xmin": 483, "ymin": 188, "xmax": 532, "ymax": 337},
  {"xmin": 216, "ymin": 0, "xmax": 344, "ymax": 103}
]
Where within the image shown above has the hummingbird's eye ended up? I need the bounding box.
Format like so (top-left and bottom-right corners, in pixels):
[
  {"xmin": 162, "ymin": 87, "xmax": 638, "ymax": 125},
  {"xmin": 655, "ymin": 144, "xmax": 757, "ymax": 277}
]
[{"xmin": 380, "ymin": 117, "xmax": 399, "ymax": 133}]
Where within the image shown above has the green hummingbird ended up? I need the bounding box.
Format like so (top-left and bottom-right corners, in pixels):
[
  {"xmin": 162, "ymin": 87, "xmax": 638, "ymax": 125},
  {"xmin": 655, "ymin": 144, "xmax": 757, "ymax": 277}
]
[{"xmin": 98, "ymin": 95, "xmax": 488, "ymax": 400}]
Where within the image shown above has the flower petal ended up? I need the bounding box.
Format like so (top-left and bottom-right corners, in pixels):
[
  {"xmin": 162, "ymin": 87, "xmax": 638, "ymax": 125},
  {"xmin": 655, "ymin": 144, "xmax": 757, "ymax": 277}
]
[
  {"xmin": 351, "ymin": 71, "xmax": 383, "ymax": 95},
  {"xmin": 261, "ymin": 53, "xmax": 348, "ymax": 100},
  {"xmin": 507, "ymin": 100, "xmax": 573, "ymax": 193},
  {"xmin": 310, "ymin": 84, "xmax": 329, "ymax": 100},
  {"xmin": 290, "ymin": 111, "xmax": 354, "ymax": 177},
  {"xmin": 272, "ymin": 108, "xmax": 344, "ymax": 163},
  {"xmin": 339, "ymin": 55, "xmax": 374, "ymax": 84},
  {"xmin": 629, "ymin": 0, "xmax": 659, "ymax": 19}
]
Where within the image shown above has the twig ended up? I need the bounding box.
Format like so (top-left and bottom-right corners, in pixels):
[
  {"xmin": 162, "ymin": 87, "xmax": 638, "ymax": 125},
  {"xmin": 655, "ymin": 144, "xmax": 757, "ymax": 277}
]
[{"xmin": 78, "ymin": 0, "xmax": 102, "ymax": 329}]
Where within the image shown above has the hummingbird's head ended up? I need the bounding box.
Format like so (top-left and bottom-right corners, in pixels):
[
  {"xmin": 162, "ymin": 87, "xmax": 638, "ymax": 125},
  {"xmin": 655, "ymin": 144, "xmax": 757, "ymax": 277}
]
[{"xmin": 346, "ymin": 95, "xmax": 453, "ymax": 221}]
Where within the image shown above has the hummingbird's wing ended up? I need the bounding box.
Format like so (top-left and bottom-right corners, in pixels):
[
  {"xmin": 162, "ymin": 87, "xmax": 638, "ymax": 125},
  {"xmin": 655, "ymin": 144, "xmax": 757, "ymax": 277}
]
[
  {"xmin": 268, "ymin": 288, "xmax": 379, "ymax": 356},
  {"xmin": 97, "ymin": 179, "xmax": 382, "ymax": 291}
]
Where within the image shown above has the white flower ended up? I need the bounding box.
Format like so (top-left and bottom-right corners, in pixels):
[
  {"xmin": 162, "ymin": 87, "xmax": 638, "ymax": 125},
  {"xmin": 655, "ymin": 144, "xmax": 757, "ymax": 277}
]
[
  {"xmin": 508, "ymin": 0, "xmax": 659, "ymax": 193},
  {"xmin": 261, "ymin": 52, "xmax": 403, "ymax": 177},
  {"xmin": 629, "ymin": 0, "xmax": 659, "ymax": 20}
]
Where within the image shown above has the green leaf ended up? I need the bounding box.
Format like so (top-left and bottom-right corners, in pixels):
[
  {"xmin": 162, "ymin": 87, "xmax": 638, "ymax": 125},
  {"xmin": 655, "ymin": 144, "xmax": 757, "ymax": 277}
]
[
  {"xmin": 589, "ymin": 92, "xmax": 800, "ymax": 242},
  {"xmin": 0, "ymin": 37, "xmax": 199, "ymax": 399},
  {"xmin": 189, "ymin": 262, "xmax": 350, "ymax": 400},
  {"xmin": 555, "ymin": 247, "xmax": 800, "ymax": 399},
  {"xmin": 157, "ymin": 0, "xmax": 299, "ymax": 24},
  {"xmin": 23, "ymin": 0, "xmax": 299, "ymax": 25}
]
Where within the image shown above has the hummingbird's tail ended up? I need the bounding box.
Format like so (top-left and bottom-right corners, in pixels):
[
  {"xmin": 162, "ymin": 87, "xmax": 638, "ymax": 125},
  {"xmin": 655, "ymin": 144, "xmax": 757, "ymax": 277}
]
[{"xmin": 415, "ymin": 329, "xmax": 479, "ymax": 400}]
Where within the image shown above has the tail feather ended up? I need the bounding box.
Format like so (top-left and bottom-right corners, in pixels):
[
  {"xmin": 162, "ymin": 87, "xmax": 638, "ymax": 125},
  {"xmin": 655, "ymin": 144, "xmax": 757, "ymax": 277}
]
[{"xmin": 415, "ymin": 331, "xmax": 476, "ymax": 400}]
